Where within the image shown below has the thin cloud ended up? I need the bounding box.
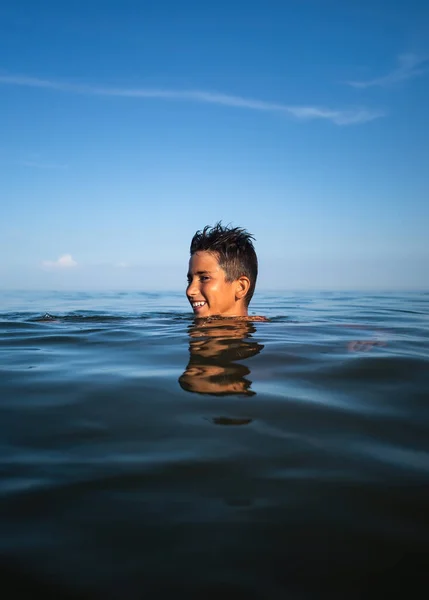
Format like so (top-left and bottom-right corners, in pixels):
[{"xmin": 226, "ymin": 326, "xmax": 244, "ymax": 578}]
[
  {"xmin": 42, "ymin": 254, "xmax": 77, "ymax": 269},
  {"xmin": 348, "ymin": 53, "xmax": 429, "ymax": 88},
  {"xmin": 0, "ymin": 73, "xmax": 382, "ymax": 125},
  {"xmin": 19, "ymin": 160, "xmax": 68, "ymax": 169}
]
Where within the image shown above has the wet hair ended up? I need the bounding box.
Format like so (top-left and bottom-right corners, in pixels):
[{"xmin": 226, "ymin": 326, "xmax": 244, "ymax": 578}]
[{"xmin": 190, "ymin": 222, "xmax": 258, "ymax": 306}]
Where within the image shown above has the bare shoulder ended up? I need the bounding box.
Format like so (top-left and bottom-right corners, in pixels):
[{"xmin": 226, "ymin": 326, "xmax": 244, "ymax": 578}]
[
  {"xmin": 196, "ymin": 315, "xmax": 269, "ymax": 324},
  {"xmin": 242, "ymin": 315, "xmax": 269, "ymax": 322}
]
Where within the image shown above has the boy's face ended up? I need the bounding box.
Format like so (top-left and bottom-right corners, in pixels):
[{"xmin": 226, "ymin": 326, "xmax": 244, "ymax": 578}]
[{"xmin": 186, "ymin": 251, "xmax": 247, "ymax": 317}]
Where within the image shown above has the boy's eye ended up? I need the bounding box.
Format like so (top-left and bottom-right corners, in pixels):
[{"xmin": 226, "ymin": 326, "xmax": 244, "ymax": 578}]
[{"xmin": 186, "ymin": 275, "xmax": 210, "ymax": 284}]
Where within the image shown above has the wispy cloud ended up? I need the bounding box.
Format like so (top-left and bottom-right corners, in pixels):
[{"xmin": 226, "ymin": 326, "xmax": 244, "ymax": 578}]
[
  {"xmin": 42, "ymin": 254, "xmax": 77, "ymax": 269},
  {"xmin": 0, "ymin": 73, "xmax": 383, "ymax": 125},
  {"xmin": 19, "ymin": 160, "xmax": 68, "ymax": 169},
  {"xmin": 348, "ymin": 53, "xmax": 429, "ymax": 89}
]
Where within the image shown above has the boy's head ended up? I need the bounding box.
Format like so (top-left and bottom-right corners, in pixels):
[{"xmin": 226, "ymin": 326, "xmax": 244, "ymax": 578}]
[{"xmin": 186, "ymin": 222, "xmax": 258, "ymax": 317}]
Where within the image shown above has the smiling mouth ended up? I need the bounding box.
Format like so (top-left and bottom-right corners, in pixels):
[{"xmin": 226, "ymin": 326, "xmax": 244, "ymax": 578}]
[{"xmin": 191, "ymin": 301, "xmax": 207, "ymax": 311}]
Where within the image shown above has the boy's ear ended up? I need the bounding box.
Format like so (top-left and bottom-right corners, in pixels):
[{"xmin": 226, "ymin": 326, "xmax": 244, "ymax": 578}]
[{"xmin": 235, "ymin": 276, "xmax": 250, "ymax": 301}]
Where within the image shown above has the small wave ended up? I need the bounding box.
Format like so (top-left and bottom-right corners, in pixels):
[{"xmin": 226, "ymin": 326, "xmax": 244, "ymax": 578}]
[
  {"xmin": 324, "ymin": 354, "xmax": 429, "ymax": 382},
  {"xmin": 25, "ymin": 312, "xmax": 192, "ymax": 323}
]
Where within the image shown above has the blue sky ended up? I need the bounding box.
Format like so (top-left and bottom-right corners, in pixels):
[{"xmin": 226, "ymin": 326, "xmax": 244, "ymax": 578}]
[{"xmin": 1, "ymin": 0, "xmax": 428, "ymax": 291}]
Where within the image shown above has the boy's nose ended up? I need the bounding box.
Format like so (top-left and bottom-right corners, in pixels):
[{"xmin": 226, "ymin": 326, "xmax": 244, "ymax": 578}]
[{"xmin": 186, "ymin": 280, "xmax": 198, "ymax": 296}]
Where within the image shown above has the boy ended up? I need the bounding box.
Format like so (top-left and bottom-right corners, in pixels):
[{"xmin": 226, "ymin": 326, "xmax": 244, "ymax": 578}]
[{"xmin": 186, "ymin": 222, "xmax": 266, "ymax": 320}]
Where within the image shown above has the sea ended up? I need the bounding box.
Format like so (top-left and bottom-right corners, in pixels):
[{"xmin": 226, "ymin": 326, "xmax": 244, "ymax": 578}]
[{"xmin": 1, "ymin": 290, "xmax": 428, "ymax": 599}]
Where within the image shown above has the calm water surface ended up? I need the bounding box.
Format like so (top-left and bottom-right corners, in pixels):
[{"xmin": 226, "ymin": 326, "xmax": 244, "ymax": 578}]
[{"xmin": 1, "ymin": 291, "xmax": 429, "ymax": 598}]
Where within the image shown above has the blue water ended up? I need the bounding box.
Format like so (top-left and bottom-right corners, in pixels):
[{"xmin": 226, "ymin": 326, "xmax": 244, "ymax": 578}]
[{"xmin": 1, "ymin": 290, "xmax": 428, "ymax": 598}]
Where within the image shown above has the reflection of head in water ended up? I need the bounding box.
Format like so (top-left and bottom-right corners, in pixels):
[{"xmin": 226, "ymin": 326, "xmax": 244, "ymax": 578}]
[{"xmin": 178, "ymin": 318, "xmax": 264, "ymax": 396}]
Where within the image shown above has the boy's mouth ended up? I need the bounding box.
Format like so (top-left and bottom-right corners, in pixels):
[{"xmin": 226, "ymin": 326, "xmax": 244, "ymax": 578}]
[{"xmin": 191, "ymin": 301, "xmax": 207, "ymax": 312}]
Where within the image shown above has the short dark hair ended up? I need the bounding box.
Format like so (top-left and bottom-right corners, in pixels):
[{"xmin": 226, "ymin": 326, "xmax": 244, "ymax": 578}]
[{"xmin": 190, "ymin": 222, "xmax": 258, "ymax": 305}]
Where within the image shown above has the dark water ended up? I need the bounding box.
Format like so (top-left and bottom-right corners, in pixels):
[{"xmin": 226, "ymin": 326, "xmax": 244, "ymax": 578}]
[{"xmin": 1, "ymin": 290, "xmax": 429, "ymax": 598}]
